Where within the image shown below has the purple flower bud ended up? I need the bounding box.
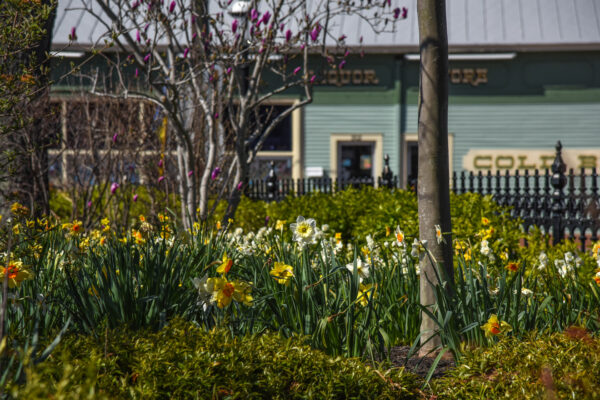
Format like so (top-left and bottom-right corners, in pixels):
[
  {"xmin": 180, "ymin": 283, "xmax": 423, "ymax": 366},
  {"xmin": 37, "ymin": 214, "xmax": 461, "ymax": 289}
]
[
  {"xmin": 133, "ymin": 194, "xmax": 139, "ymax": 202},
  {"xmin": 236, "ymin": 181, "xmax": 243, "ymax": 190},
  {"xmin": 261, "ymin": 11, "xmax": 271, "ymax": 24},
  {"xmin": 338, "ymin": 34, "xmax": 347, "ymax": 41},
  {"xmin": 87, "ymin": 201, "xmax": 92, "ymax": 208},
  {"xmin": 183, "ymin": 47, "xmax": 189, "ymax": 58},
  {"xmin": 214, "ymin": 112, "xmax": 219, "ymax": 119},
  {"xmin": 310, "ymin": 75, "xmax": 316, "ymax": 84},
  {"xmin": 279, "ymin": 23, "xmax": 285, "ymax": 30},
  {"xmin": 187, "ymin": 170, "xmax": 193, "ymax": 177},
  {"xmin": 402, "ymin": 7, "xmax": 408, "ymax": 18},
  {"xmin": 232, "ymin": 19, "xmax": 238, "ymax": 33},
  {"xmin": 144, "ymin": 23, "xmax": 150, "ymax": 32},
  {"xmin": 158, "ymin": 175, "xmax": 165, "ymax": 183},
  {"xmin": 250, "ymin": 8, "xmax": 258, "ymax": 21},
  {"xmin": 169, "ymin": 1, "xmax": 175, "ymax": 13},
  {"xmin": 344, "ymin": 49, "xmax": 350, "ymax": 57},
  {"xmin": 339, "ymin": 60, "xmax": 346, "ymax": 69},
  {"xmin": 393, "ymin": 7, "xmax": 401, "ymax": 18},
  {"xmin": 110, "ymin": 182, "xmax": 119, "ymax": 194},
  {"xmin": 144, "ymin": 53, "xmax": 151, "ymax": 63},
  {"xmin": 285, "ymin": 29, "xmax": 292, "ymax": 42},
  {"xmin": 360, "ymin": 36, "xmax": 363, "ymax": 43},
  {"xmin": 69, "ymin": 27, "xmax": 77, "ymax": 41},
  {"xmin": 158, "ymin": 159, "xmax": 163, "ymax": 167},
  {"xmin": 134, "ymin": 68, "xmax": 139, "ymax": 78},
  {"xmin": 136, "ymin": 30, "xmax": 141, "ymax": 42},
  {"xmin": 226, "ymin": 67, "xmax": 232, "ymax": 74},
  {"xmin": 293, "ymin": 66, "xmax": 301, "ymax": 75},
  {"xmin": 265, "ymin": 215, "xmax": 270, "ymax": 226},
  {"xmin": 300, "ymin": 43, "xmax": 306, "ymax": 50},
  {"xmin": 211, "ymin": 167, "xmax": 221, "ymax": 180},
  {"xmin": 112, "ymin": 133, "xmax": 118, "ymax": 143},
  {"xmin": 192, "ymin": 32, "xmax": 197, "ymax": 41},
  {"xmin": 385, "ymin": 0, "xmax": 391, "ymax": 6},
  {"xmin": 310, "ymin": 27, "xmax": 319, "ymax": 41},
  {"xmin": 131, "ymin": 0, "xmax": 139, "ymax": 9}
]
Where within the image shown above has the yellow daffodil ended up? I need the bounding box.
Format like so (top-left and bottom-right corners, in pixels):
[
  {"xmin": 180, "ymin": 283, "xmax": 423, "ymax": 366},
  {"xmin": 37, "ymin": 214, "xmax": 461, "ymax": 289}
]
[
  {"xmin": 356, "ymin": 283, "xmax": 376, "ymax": 307},
  {"xmin": 275, "ymin": 220, "xmax": 285, "ymax": 230},
  {"xmin": 232, "ymin": 280, "xmax": 253, "ymax": 306},
  {"xmin": 1, "ymin": 260, "xmax": 32, "ymax": 288},
  {"xmin": 270, "ymin": 261, "xmax": 294, "ymax": 285},
  {"xmin": 506, "ymin": 261, "xmax": 519, "ymax": 272},
  {"xmin": 592, "ymin": 242, "xmax": 600, "ymax": 260},
  {"xmin": 385, "ymin": 226, "xmax": 391, "ymax": 237},
  {"xmin": 216, "ymin": 252, "xmax": 233, "ymax": 275},
  {"xmin": 10, "ymin": 202, "xmax": 29, "ymax": 217},
  {"xmin": 481, "ymin": 314, "xmax": 512, "ymax": 337},
  {"xmin": 206, "ymin": 277, "xmax": 235, "ymax": 308},
  {"xmin": 132, "ymin": 229, "xmax": 145, "ymax": 245},
  {"xmin": 481, "ymin": 217, "xmax": 490, "ymax": 226}
]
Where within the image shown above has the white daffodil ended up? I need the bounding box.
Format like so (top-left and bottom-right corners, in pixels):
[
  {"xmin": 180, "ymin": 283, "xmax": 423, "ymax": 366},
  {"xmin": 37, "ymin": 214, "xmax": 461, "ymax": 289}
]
[
  {"xmin": 394, "ymin": 226, "xmax": 405, "ymax": 248},
  {"xmin": 435, "ymin": 224, "xmax": 443, "ymax": 244},
  {"xmin": 537, "ymin": 251, "xmax": 548, "ymax": 270},
  {"xmin": 521, "ymin": 288, "xmax": 533, "ymax": 297},
  {"xmin": 480, "ymin": 239, "xmax": 490, "ymax": 256},
  {"xmin": 290, "ymin": 216, "xmax": 317, "ymax": 244},
  {"xmin": 346, "ymin": 258, "xmax": 370, "ymax": 282}
]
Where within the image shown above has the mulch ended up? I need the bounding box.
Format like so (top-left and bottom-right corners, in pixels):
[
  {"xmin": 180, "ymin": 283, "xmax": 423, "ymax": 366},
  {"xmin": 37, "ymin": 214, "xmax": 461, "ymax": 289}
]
[{"xmin": 382, "ymin": 346, "xmax": 456, "ymax": 379}]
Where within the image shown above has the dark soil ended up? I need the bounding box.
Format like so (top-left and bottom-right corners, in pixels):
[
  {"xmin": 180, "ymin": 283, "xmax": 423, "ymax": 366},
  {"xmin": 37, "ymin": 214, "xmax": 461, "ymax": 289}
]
[{"xmin": 384, "ymin": 346, "xmax": 456, "ymax": 379}]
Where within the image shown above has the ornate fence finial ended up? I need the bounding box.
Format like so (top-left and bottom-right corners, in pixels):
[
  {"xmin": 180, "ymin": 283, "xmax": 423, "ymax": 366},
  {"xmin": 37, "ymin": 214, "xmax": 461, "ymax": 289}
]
[
  {"xmin": 381, "ymin": 154, "xmax": 394, "ymax": 189},
  {"xmin": 551, "ymin": 140, "xmax": 567, "ymax": 244},
  {"xmin": 266, "ymin": 161, "xmax": 278, "ymax": 202}
]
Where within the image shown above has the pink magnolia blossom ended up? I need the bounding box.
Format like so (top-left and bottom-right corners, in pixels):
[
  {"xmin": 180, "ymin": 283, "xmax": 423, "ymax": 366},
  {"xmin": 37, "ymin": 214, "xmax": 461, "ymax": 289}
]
[
  {"xmin": 310, "ymin": 27, "xmax": 319, "ymax": 41},
  {"xmin": 226, "ymin": 67, "xmax": 232, "ymax": 74},
  {"xmin": 69, "ymin": 27, "xmax": 77, "ymax": 41},
  {"xmin": 158, "ymin": 176, "xmax": 165, "ymax": 183},
  {"xmin": 110, "ymin": 182, "xmax": 119, "ymax": 194},
  {"xmin": 211, "ymin": 167, "xmax": 222, "ymax": 180},
  {"xmin": 158, "ymin": 159, "xmax": 163, "ymax": 167},
  {"xmin": 187, "ymin": 170, "xmax": 193, "ymax": 177},
  {"xmin": 144, "ymin": 53, "xmax": 151, "ymax": 63},
  {"xmin": 393, "ymin": 7, "xmax": 401, "ymax": 18},
  {"xmin": 87, "ymin": 201, "xmax": 92, "ymax": 208},
  {"xmin": 183, "ymin": 47, "xmax": 189, "ymax": 58},
  {"xmin": 131, "ymin": 0, "xmax": 139, "ymax": 9},
  {"xmin": 293, "ymin": 66, "xmax": 301, "ymax": 75},
  {"xmin": 168, "ymin": 1, "xmax": 175, "ymax": 13},
  {"xmin": 250, "ymin": 8, "xmax": 258, "ymax": 21},
  {"xmin": 133, "ymin": 194, "xmax": 139, "ymax": 202},
  {"xmin": 134, "ymin": 68, "xmax": 139, "ymax": 78},
  {"xmin": 136, "ymin": 30, "xmax": 141, "ymax": 42},
  {"xmin": 261, "ymin": 11, "xmax": 271, "ymax": 25},
  {"xmin": 310, "ymin": 75, "xmax": 316, "ymax": 84},
  {"xmin": 339, "ymin": 60, "xmax": 346, "ymax": 69},
  {"xmin": 236, "ymin": 181, "xmax": 244, "ymax": 190},
  {"xmin": 112, "ymin": 133, "xmax": 118, "ymax": 143},
  {"xmin": 232, "ymin": 19, "xmax": 238, "ymax": 33},
  {"xmin": 285, "ymin": 29, "xmax": 292, "ymax": 41}
]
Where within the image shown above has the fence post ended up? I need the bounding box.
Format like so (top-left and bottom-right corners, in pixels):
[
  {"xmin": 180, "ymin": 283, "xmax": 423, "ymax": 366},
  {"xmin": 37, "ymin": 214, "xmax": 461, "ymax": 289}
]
[
  {"xmin": 551, "ymin": 141, "xmax": 567, "ymax": 244},
  {"xmin": 266, "ymin": 161, "xmax": 277, "ymax": 202},
  {"xmin": 381, "ymin": 154, "xmax": 394, "ymax": 189}
]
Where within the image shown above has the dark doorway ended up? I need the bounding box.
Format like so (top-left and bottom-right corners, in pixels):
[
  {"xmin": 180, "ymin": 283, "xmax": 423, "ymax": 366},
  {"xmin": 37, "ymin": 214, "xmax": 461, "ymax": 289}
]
[{"xmin": 339, "ymin": 143, "xmax": 374, "ymax": 180}]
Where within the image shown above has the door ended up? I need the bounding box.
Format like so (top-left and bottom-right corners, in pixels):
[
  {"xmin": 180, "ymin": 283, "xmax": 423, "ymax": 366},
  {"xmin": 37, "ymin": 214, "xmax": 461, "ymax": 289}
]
[{"xmin": 338, "ymin": 142, "xmax": 374, "ymax": 181}]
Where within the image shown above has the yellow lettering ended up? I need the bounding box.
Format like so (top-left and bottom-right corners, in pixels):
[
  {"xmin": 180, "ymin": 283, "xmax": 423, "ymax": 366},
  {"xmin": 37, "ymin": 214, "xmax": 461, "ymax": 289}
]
[
  {"xmin": 578, "ymin": 155, "xmax": 598, "ymax": 169},
  {"xmin": 517, "ymin": 156, "xmax": 536, "ymax": 170},
  {"xmin": 450, "ymin": 69, "xmax": 462, "ymax": 84},
  {"xmin": 473, "ymin": 155, "xmax": 492, "ymax": 169},
  {"xmin": 462, "ymin": 69, "xmax": 475, "ymax": 85},
  {"xmin": 327, "ymin": 69, "xmax": 340, "ymax": 86},
  {"xmin": 363, "ymin": 70, "xmax": 379, "ymax": 85},
  {"xmin": 475, "ymin": 68, "xmax": 488, "ymax": 86},
  {"xmin": 495, "ymin": 156, "xmax": 514, "ymax": 169},
  {"xmin": 352, "ymin": 69, "xmax": 363, "ymax": 84},
  {"xmin": 339, "ymin": 69, "xmax": 351, "ymax": 85},
  {"xmin": 539, "ymin": 155, "xmax": 554, "ymax": 169}
]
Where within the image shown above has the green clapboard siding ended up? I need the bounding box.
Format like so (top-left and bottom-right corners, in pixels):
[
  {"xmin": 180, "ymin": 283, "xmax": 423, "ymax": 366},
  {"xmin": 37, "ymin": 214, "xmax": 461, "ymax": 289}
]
[
  {"xmin": 404, "ymin": 103, "xmax": 600, "ymax": 172},
  {"xmin": 304, "ymin": 104, "xmax": 400, "ymax": 175}
]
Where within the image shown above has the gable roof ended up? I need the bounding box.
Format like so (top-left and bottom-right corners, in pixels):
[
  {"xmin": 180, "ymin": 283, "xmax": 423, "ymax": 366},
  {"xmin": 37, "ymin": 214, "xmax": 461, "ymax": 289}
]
[{"xmin": 52, "ymin": 0, "xmax": 600, "ymax": 53}]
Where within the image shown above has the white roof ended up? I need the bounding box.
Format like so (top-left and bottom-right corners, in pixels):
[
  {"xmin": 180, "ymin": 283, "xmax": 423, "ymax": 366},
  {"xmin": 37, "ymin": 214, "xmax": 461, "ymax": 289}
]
[{"xmin": 53, "ymin": 0, "xmax": 600, "ymax": 52}]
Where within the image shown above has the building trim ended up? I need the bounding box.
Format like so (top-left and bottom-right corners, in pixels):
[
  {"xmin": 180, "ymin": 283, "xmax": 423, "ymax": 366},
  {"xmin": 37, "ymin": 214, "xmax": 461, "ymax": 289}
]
[{"xmin": 329, "ymin": 133, "xmax": 383, "ymax": 183}]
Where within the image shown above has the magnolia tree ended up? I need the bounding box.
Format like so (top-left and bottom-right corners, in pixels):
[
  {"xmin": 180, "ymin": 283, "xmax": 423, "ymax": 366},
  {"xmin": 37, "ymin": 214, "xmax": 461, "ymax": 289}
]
[{"xmin": 70, "ymin": 0, "xmax": 406, "ymax": 228}]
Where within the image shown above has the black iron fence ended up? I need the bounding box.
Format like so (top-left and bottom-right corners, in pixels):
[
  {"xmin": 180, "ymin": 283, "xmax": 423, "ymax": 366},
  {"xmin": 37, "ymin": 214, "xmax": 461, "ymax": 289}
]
[{"xmin": 248, "ymin": 142, "xmax": 600, "ymax": 247}]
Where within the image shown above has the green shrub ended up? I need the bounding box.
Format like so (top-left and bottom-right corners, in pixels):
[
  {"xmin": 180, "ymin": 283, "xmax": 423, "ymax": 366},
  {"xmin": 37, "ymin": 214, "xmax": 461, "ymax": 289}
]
[
  {"xmin": 10, "ymin": 319, "xmax": 421, "ymax": 399},
  {"xmin": 431, "ymin": 329, "xmax": 600, "ymax": 399}
]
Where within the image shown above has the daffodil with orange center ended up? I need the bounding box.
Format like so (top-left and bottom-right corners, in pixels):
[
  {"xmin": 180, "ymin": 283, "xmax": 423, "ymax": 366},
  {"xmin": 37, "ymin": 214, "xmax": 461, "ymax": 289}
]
[
  {"xmin": 1, "ymin": 260, "xmax": 32, "ymax": 289},
  {"xmin": 506, "ymin": 261, "xmax": 519, "ymax": 272},
  {"xmin": 394, "ymin": 226, "xmax": 405, "ymax": 247},
  {"xmin": 216, "ymin": 252, "xmax": 233, "ymax": 275},
  {"xmin": 481, "ymin": 314, "xmax": 512, "ymax": 338}
]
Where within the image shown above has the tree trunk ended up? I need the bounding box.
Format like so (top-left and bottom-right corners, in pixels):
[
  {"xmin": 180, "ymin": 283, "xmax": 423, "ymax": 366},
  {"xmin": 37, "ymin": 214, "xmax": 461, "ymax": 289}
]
[
  {"xmin": 12, "ymin": 0, "xmax": 56, "ymax": 216},
  {"xmin": 416, "ymin": 0, "xmax": 454, "ymax": 355}
]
